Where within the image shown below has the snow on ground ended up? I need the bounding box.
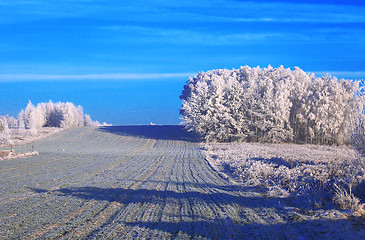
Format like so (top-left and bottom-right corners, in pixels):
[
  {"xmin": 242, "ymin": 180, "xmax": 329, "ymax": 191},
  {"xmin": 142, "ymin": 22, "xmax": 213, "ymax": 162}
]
[
  {"xmin": 202, "ymin": 142, "xmax": 365, "ymax": 217},
  {"xmin": 0, "ymin": 127, "xmax": 63, "ymax": 160},
  {"xmin": 0, "ymin": 150, "xmax": 38, "ymax": 161},
  {"xmin": 0, "ymin": 127, "xmax": 63, "ymax": 148},
  {"xmin": 1, "ymin": 126, "xmax": 365, "ymax": 239}
]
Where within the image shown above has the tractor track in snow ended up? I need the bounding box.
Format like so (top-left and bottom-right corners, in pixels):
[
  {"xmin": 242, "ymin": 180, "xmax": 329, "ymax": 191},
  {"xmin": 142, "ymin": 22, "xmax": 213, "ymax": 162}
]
[{"xmin": 0, "ymin": 126, "xmax": 363, "ymax": 239}]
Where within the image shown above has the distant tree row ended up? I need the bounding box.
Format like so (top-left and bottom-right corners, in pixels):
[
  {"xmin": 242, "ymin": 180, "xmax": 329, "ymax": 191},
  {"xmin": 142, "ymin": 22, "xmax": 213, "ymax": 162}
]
[
  {"xmin": 0, "ymin": 100, "xmax": 101, "ymax": 132},
  {"xmin": 180, "ymin": 65, "xmax": 364, "ymax": 144}
]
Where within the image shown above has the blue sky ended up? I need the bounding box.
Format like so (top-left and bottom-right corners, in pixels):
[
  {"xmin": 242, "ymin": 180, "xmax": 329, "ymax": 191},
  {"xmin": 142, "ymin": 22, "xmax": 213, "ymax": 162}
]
[{"xmin": 1, "ymin": 0, "xmax": 365, "ymax": 124}]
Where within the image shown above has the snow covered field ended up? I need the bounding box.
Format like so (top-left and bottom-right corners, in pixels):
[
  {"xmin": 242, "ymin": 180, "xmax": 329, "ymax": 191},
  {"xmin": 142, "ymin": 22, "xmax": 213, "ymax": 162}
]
[
  {"xmin": 203, "ymin": 142, "xmax": 365, "ymax": 215},
  {"xmin": 1, "ymin": 126, "xmax": 365, "ymax": 239}
]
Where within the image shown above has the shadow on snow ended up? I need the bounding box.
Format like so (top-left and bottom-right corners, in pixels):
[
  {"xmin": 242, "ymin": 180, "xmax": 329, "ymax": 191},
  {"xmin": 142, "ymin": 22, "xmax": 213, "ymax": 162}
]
[
  {"xmin": 120, "ymin": 218, "xmax": 363, "ymax": 240},
  {"xmin": 29, "ymin": 185, "xmax": 271, "ymax": 208},
  {"xmin": 28, "ymin": 185, "xmax": 363, "ymax": 239},
  {"xmin": 98, "ymin": 125, "xmax": 201, "ymax": 142}
]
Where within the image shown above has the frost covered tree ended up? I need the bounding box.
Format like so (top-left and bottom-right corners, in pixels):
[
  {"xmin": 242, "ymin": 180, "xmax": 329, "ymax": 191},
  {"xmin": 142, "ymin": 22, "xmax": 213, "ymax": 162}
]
[
  {"xmin": 17, "ymin": 110, "xmax": 26, "ymax": 129},
  {"xmin": 0, "ymin": 116, "xmax": 12, "ymax": 144},
  {"xmin": 43, "ymin": 101, "xmax": 63, "ymax": 127},
  {"xmin": 5, "ymin": 116, "xmax": 18, "ymax": 129},
  {"xmin": 17, "ymin": 100, "xmax": 99, "ymax": 129},
  {"xmin": 0, "ymin": 118, "xmax": 7, "ymax": 132},
  {"xmin": 293, "ymin": 76, "xmax": 361, "ymax": 144},
  {"xmin": 180, "ymin": 65, "xmax": 364, "ymax": 144},
  {"xmin": 84, "ymin": 114, "xmax": 93, "ymax": 126},
  {"xmin": 23, "ymin": 101, "xmax": 37, "ymax": 129},
  {"xmin": 352, "ymin": 113, "xmax": 365, "ymax": 153},
  {"xmin": 84, "ymin": 114, "xmax": 101, "ymax": 126},
  {"xmin": 57, "ymin": 102, "xmax": 84, "ymax": 128},
  {"xmin": 239, "ymin": 66, "xmax": 294, "ymax": 142}
]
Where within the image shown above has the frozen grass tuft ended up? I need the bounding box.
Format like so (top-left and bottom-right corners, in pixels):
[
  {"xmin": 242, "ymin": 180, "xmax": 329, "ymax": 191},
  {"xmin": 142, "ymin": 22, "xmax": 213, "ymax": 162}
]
[
  {"xmin": 333, "ymin": 184, "xmax": 360, "ymax": 212},
  {"xmin": 203, "ymin": 142, "xmax": 365, "ymax": 214}
]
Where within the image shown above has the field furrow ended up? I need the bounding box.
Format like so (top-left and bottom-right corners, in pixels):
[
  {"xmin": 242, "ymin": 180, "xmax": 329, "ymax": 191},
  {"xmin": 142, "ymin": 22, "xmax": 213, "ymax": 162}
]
[{"xmin": 0, "ymin": 126, "xmax": 363, "ymax": 239}]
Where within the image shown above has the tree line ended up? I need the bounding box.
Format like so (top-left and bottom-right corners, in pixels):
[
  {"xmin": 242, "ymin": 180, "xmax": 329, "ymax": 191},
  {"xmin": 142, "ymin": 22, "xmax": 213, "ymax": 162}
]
[
  {"xmin": 180, "ymin": 65, "xmax": 364, "ymax": 145},
  {"xmin": 0, "ymin": 100, "xmax": 101, "ymax": 133}
]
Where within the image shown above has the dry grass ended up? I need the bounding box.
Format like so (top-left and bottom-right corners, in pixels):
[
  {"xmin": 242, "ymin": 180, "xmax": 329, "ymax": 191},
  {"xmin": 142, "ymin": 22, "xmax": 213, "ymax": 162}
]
[
  {"xmin": 203, "ymin": 142, "xmax": 365, "ymax": 214},
  {"xmin": 0, "ymin": 150, "xmax": 11, "ymax": 158},
  {"xmin": 0, "ymin": 127, "xmax": 62, "ymax": 147},
  {"xmin": 0, "ymin": 149, "xmax": 38, "ymax": 161}
]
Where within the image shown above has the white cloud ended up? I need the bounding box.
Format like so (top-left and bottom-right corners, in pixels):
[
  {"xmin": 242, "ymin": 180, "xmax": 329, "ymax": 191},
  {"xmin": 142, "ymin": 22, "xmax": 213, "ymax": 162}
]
[
  {"xmin": 2, "ymin": 71, "xmax": 363, "ymax": 82},
  {"xmin": 0, "ymin": 72, "xmax": 195, "ymax": 82},
  {"xmin": 1, "ymin": 0, "xmax": 365, "ymax": 25},
  {"xmin": 313, "ymin": 71, "xmax": 365, "ymax": 79},
  {"xmin": 100, "ymin": 24, "xmax": 321, "ymax": 46},
  {"xmin": 162, "ymin": 1, "xmax": 365, "ymax": 24}
]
